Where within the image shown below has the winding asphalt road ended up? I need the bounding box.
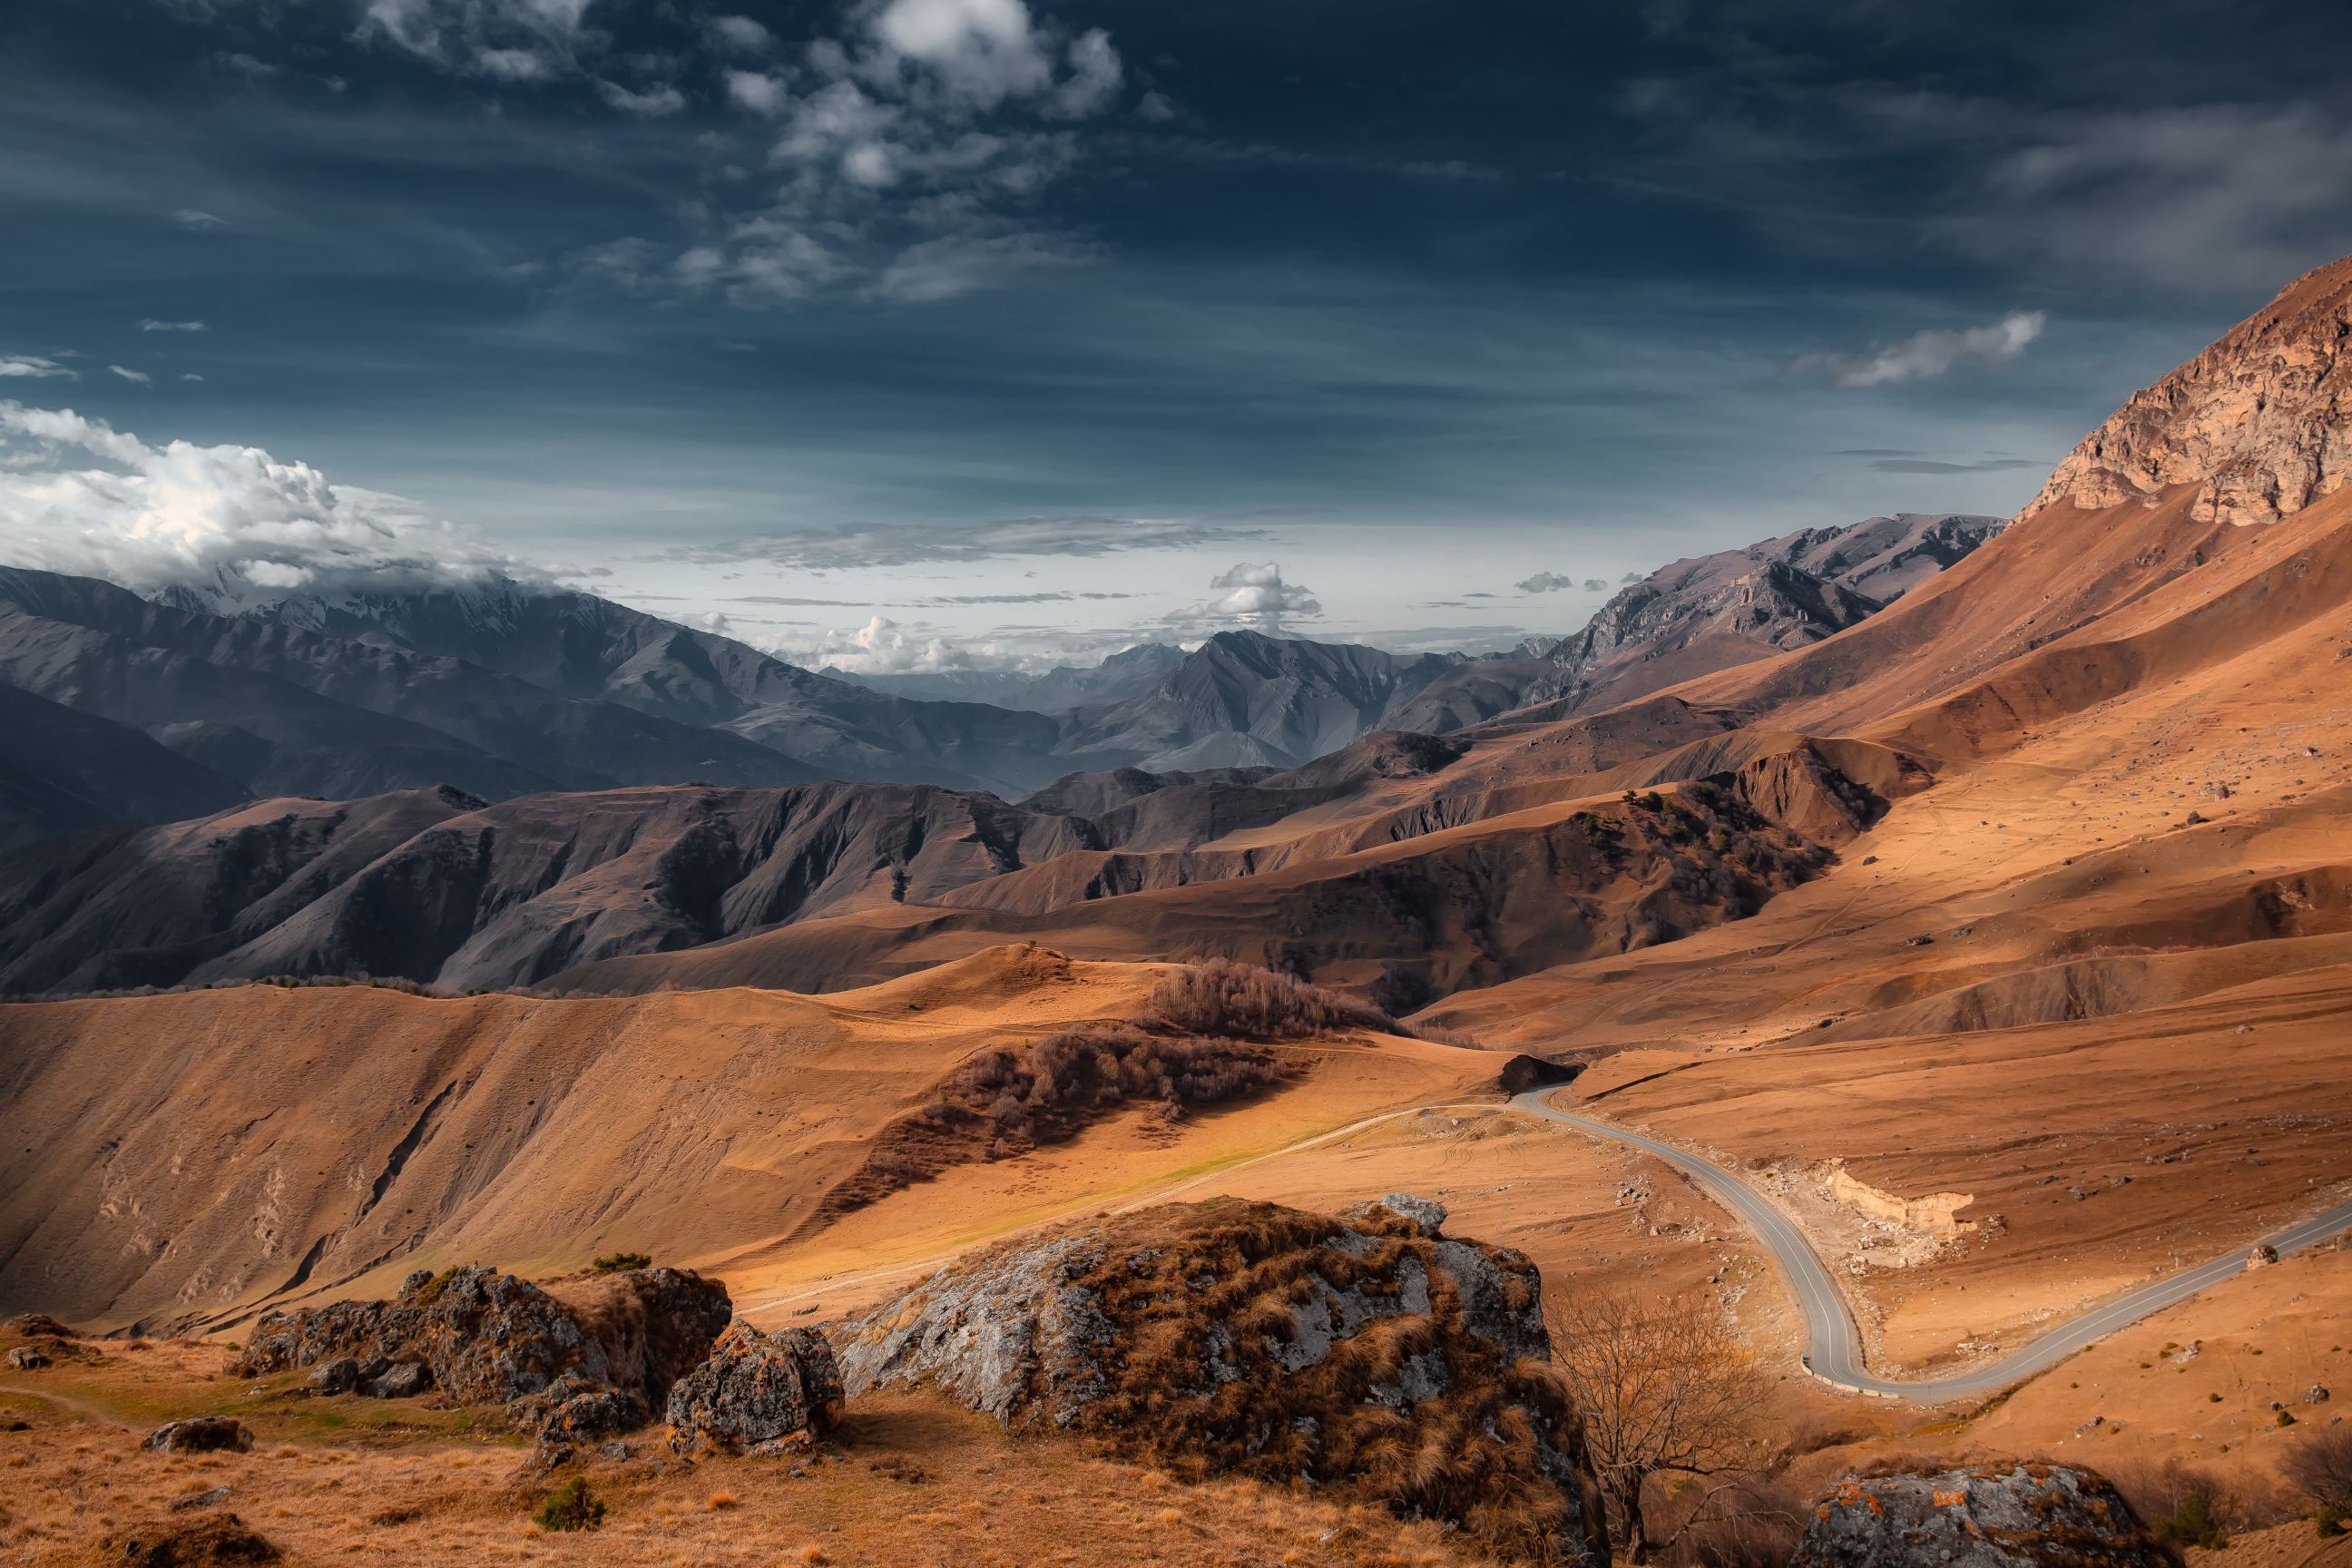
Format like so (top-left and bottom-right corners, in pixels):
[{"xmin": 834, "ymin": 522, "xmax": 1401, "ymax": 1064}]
[{"xmin": 1514, "ymin": 1088, "xmax": 2352, "ymax": 1402}]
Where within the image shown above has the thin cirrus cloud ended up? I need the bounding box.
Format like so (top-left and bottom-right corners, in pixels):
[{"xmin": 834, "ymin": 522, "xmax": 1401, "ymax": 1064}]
[
  {"xmin": 723, "ymin": 589, "xmax": 1143, "ymax": 608},
  {"xmin": 669, "ymin": 514, "xmax": 1269, "ymax": 572},
  {"xmin": 0, "ymin": 355, "xmax": 75, "ymax": 379},
  {"xmin": 106, "ymin": 366, "xmax": 153, "ymax": 384},
  {"xmin": 139, "ymin": 318, "xmax": 208, "ymax": 333},
  {"xmin": 0, "ymin": 400, "xmax": 527, "ymax": 598},
  {"xmin": 358, "ymin": 0, "xmax": 595, "ymax": 82},
  {"xmin": 1828, "ymin": 448, "xmax": 2046, "ymax": 474},
  {"xmin": 1795, "ymin": 311, "xmax": 2047, "ymax": 388}
]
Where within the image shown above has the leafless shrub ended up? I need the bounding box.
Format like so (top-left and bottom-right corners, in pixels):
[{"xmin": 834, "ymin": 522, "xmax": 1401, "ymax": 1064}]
[
  {"xmin": 1652, "ymin": 1476, "xmax": 1806, "ymax": 1568},
  {"xmin": 1546, "ymin": 1289, "xmax": 1775, "ymax": 1563},
  {"xmin": 2284, "ymin": 1423, "xmax": 2352, "ymax": 1513}
]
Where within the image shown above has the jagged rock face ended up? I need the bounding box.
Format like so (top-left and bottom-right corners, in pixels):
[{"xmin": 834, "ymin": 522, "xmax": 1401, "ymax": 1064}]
[
  {"xmin": 1773, "ymin": 514, "xmax": 2008, "ymax": 602},
  {"xmin": 1790, "ymin": 1463, "xmax": 2172, "ymax": 1567},
  {"xmin": 235, "ymin": 1265, "xmax": 730, "ymax": 1431},
  {"xmin": 2027, "ymin": 255, "xmax": 2352, "ymax": 528},
  {"xmin": 1396, "ymin": 514, "xmax": 2003, "ymax": 729},
  {"xmin": 831, "ymin": 1195, "xmax": 1611, "ymax": 1565},
  {"xmin": 665, "ymin": 1323, "xmax": 846, "ymax": 1456}
]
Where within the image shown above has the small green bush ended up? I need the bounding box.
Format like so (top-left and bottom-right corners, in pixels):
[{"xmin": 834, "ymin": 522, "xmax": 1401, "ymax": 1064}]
[
  {"xmin": 2317, "ymin": 1505, "xmax": 2346, "ymax": 1539},
  {"xmin": 415, "ymin": 1266, "xmax": 465, "ymax": 1303},
  {"xmin": 2156, "ymin": 1490, "xmax": 2227, "ymax": 1550},
  {"xmin": 535, "ymin": 1476, "xmax": 606, "ymax": 1533},
  {"xmin": 593, "ymin": 1251, "xmax": 652, "ymax": 1274}
]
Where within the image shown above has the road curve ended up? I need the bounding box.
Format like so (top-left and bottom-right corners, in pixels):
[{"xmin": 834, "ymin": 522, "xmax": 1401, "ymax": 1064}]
[{"xmin": 1514, "ymin": 1088, "xmax": 2352, "ymax": 1402}]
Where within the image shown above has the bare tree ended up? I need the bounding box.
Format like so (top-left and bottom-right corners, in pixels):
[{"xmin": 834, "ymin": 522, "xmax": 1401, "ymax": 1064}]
[
  {"xmin": 1547, "ymin": 1288, "xmax": 1779, "ymax": 1563},
  {"xmin": 2285, "ymin": 1423, "xmax": 2352, "ymax": 1514}
]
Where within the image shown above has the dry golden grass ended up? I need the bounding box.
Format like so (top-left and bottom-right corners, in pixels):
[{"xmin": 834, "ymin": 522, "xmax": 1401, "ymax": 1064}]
[{"xmin": 0, "ymin": 1332, "xmax": 1520, "ymax": 1568}]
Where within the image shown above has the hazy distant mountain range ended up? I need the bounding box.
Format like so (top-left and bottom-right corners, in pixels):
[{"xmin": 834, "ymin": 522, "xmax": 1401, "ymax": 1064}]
[{"xmin": 0, "ymin": 511, "xmax": 1998, "ymax": 849}]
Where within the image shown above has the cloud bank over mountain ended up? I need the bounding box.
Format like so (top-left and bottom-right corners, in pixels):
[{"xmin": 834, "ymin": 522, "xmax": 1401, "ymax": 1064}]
[{"xmin": 0, "ymin": 402, "xmax": 524, "ymax": 600}]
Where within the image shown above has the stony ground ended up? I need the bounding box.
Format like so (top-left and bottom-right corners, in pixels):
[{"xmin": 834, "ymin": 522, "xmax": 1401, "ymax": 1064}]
[{"xmin": 0, "ymin": 1335, "xmax": 1515, "ymax": 1568}]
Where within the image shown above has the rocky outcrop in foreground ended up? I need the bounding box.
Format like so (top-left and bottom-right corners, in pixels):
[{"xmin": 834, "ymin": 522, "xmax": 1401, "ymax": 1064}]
[
  {"xmin": 236, "ymin": 1264, "xmax": 730, "ymax": 1443},
  {"xmin": 142, "ymin": 1416, "xmax": 254, "ymax": 1455},
  {"xmin": 666, "ymin": 1323, "xmax": 845, "ymax": 1456},
  {"xmin": 831, "ymin": 1194, "xmax": 1612, "ymax": 1565},
  {"xmin": 1791, "ymin": 1462, "xmax": 2174, "ymax": 1566}
]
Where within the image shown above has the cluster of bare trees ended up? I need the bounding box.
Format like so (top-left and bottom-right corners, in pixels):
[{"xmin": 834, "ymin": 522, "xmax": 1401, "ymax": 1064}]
[{"xmin": 1146, "ymin": 956, "xmax": 1402, "ymax": 1039}]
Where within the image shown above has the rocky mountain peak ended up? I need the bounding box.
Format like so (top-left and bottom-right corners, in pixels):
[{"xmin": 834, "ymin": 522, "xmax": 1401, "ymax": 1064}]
[{"xmin": 2024, "ymin": 251, "xmax": 2352, "ymax": 528}]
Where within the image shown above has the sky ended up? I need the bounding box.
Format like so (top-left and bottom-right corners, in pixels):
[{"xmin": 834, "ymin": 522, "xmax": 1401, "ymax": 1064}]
[{"xmin": 5, "ymin": 0, "xmax": 2352, "ymax": 672}]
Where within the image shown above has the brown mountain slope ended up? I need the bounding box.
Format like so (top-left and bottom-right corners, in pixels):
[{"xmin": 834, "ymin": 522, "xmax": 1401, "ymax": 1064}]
[
  {"xmin": 551, "ymin": 739, "xmax": 1892, "ymax": 1003},
  {"xmin": 0, "ymin": 946, "xmax": 1486, "ymax": 1332}
]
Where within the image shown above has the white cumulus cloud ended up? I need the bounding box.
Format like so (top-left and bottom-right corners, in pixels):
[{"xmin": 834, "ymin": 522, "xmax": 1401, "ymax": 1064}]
[
  {"xmin": 1175, "ymin": 562, "xmax": 1322, "ymax": 632},
  {"xmin": 1799, "ymin": 311, "xmax": 2046, "ymax": 388},
  {"xmin": 0, "ymin": 402, "xmax": 525, "ymax": 600},
  {"xmin": 790, "ymin": 614, "xmax": 976, "ymax": 674},
  {"xmin": 725, "ymin": 68, "xmax": 791, "ymax": 115},
  {"xmin": 709, "ymin": 14, "xmax": 772, "ymax": 53},
  {"xmin": 668, "ymin": 0, "xmax": 1124, "ymax": 306},
  {"xmin": 597, "ymin": 79, "xmax": 686, "ymax": 115}
]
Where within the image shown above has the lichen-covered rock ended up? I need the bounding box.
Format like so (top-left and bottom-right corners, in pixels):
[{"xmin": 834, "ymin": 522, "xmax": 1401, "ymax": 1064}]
[
  {"xmin": 831, "ymin": 1195, "xmax": 1609, "ymax": 1564},
  {"xmin": 142, "ymin": 1416, "xmax": 254, "ymax": 1455},
  {"xmin": 520, "ymin": 1371, "xmax": 653, "ymax": 1447},
  {"xmin": 666, "ymin": 1323, "xmax": 844, "ymax": 1456},
  {"xmin": 236, "ymin": 1264, "xmax": 730, "ymax": 1439},
  {"xmin": 1789, "ymin": 1461, "xmax": 2173, "ymax": 1567},
  {"xmin": 305, "ymin": 1357, "xmax": 362, "ymax": 1395},
  {"xmin": 105, "ymin": 1512, "xmax": 280, "ymax": 1566},
  {"xmin": 364, "ymin": 1360, "xmax": 432, "ymax": 1399}
]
